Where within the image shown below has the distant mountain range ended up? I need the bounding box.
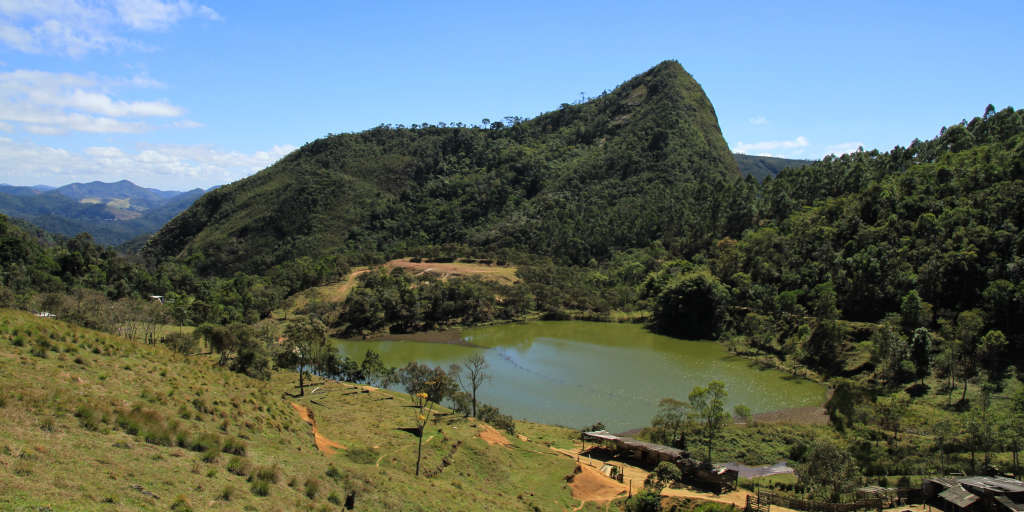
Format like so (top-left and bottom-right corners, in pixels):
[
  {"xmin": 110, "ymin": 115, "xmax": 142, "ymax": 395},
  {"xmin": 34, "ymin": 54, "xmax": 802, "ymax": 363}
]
[{"xmin": 0, "ymin": 179, "xmax": 209, "ymax": 246}]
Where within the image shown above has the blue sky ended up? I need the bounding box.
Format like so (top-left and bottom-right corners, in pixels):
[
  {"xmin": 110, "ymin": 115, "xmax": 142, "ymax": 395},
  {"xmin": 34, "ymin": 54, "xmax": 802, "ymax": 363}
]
[{"xmin": 0, "ymin": 1, "xmax": 1020, "ymax": 189}]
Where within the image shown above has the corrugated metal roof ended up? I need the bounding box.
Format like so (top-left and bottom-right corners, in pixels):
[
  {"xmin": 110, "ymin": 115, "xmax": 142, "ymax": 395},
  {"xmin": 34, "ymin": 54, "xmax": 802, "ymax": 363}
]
[
  {"xmin": 959, "ymin": 476, "xmax": 1024, "ymax": 495},
  {"xmin": 582, "ymin": 431, "xmax": 685, "ymax": 458},
  {"xmin": 996, "ymin": 496, "xmax": 1024, "ymax": 512},
  {"xmin": 583, "ymin": 430, "xmax": 619, "ymax": 441},
  {"xmin": 940, "ymin": 486, "xmax": 980, "ymax": 508}
]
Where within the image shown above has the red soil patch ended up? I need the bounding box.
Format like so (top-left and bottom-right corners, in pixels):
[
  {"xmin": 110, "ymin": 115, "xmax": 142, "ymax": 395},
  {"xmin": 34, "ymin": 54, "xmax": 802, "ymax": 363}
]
[
  {"xmin": 566, "ymin": 464, "xmax": 628, "ymax": 504},
  {"xmin": 477, "ymin": 424, "xmax": 512, "ymax": 447},
  {"xmin": 291, "ymin": 402, "xmax": 345, "ymax": 455},
  {"xmin": 386, "ymin": 258, "xmax": 518, "ymax": 284}
]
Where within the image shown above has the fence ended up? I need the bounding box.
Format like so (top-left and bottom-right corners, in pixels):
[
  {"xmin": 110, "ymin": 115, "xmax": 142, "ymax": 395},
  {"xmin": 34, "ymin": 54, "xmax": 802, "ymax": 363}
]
[{"xmin": 760, "ymin": 491, "xmax": 883, "ymax": 512}]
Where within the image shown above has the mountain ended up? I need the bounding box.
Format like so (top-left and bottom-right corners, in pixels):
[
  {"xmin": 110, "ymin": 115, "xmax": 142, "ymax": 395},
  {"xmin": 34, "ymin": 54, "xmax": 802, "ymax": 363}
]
[
  {"xmin": 54, "ymin": 179, "xmax": 185, "ymax": 209},
  {"xmin": 733, "ymin": 153, "xmax": 812, "ymax": 180},
  {"xmin": 0, "ymin": 181, "xmax": 206, "ymax": 246},
  {"xmin": 147, "ymin": 60, "xmax": 744, "ymax": 275}
]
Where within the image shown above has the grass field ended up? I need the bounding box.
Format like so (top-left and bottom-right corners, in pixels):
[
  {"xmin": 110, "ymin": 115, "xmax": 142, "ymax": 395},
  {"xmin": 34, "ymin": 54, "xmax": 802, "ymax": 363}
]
[{"xmin": 0, "ymin": 309, "xmax": 606, "ymax": 511}]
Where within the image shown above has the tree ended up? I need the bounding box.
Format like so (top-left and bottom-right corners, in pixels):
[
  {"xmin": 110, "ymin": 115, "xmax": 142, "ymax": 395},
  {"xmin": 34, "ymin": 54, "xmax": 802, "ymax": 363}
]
[
  {"xmin": 910, "ymin": 328, "xmax": 933, "ymax": 383},
  {"xmin": 796, "ymin": 439, "xmax": 859, "ymax": 502},
  {"xmin": 168, "ymin": 293, "xmax": 195, "ymax": 334},
  {"xmin": 412, "ymin": 391, "xmax": 436, "ymax": 477},
  {"xmin": 653, "ymin": 268, "xmax": 730, "ymax": 339},
  {"xmin": 733, "ymin": 404, "xmax": 752, "ymax": 424},
  {"xmin": 900, "ymin": 290, "xmax": 931, "ymax": 331},
  {"xmin": 687, "ymin": 381, "xmax": 730, "ymax": 463},
  {"xmin": 282, "ymin": 317, "xmax": 328, "ymax": 396},
  {"xmin": 645, "ymin": 461, "xmax": 682, "ymax": 493},
  {"xmin": 650, "ymin": 398, "xmax": 690, "ymax": 448},
  {"xmin": 450, "ymin": 353, "xmax": 490, "ymax": 417},
  {"xmin": 871, "ymin": 323, "xmax": 909, "ymax": 384},
  {"xmin": 360, "ymin": 349, "xmax": 386, "ymax": 387},
  {"xmin": 876, "ymin": 392, "xmax": 910, "ymax": 445},
  {"xmin": 966, "ymin": 389, "xmax": 998, "ymax": 471}
]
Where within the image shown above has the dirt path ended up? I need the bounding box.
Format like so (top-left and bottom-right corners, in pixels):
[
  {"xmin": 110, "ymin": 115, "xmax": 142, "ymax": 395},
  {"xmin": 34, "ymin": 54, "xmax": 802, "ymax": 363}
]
[
  {"xmin": 334, "ymin": 268, "xmax": 369, "ymax": 301},
  {"xmin": 477, "ymin": 424, "xmax": 512, "ymax": 446},
  {"xmin": 291, "ymin": 402, "xmax": 345, "ymax": 456},
  {"xmin": 566, "ymin": 463, "xmax": 629, "ymax": 509}
]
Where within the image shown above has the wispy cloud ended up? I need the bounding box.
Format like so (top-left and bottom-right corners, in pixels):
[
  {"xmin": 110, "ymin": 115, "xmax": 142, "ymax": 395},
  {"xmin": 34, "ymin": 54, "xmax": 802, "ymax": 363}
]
[
  {"xmin": 0, "ymin": 69, "xmax": 186, "ymax": 134},
  {"xmin": 748, "ymin": 116, "xmax": 768, "ymax": 125},
  {"xmin": 0, "ymin": 0, "xmax": 221, "ymax": 57},
  {"xmin": 824, "ymin": 142, "xmax": 864, "ymax": 156},
  {"xmin": 173, "ymin": 119, "xmax": 203, "ymax": 128},
  {"xmin": 733, "ymin": 136, "xmax": 809, "ymax": 154},
  {"xmin": 0, "ymin": 138, "xmax": 296, "ymax": 188}
]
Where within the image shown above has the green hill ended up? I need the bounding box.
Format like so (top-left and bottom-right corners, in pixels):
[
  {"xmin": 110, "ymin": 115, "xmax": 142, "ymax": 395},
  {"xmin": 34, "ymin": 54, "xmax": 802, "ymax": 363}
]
[
  {"xmin": 146, "ymin": 60, "xmax": 741, "ymax": 274},
  {"xmin": 733, "ymin": 153, "xmax": 812, "ymax": 181},
  {"xmin": 0, "ymin": 309, "xmax": 589, "ymax": 511}
]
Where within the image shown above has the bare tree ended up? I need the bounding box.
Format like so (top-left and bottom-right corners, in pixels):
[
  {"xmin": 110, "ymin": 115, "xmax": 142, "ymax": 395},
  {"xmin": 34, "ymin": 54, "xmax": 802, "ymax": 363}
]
[{"xmin": 451, "ymin": 353, "xmax": 490, "ymax": 418}]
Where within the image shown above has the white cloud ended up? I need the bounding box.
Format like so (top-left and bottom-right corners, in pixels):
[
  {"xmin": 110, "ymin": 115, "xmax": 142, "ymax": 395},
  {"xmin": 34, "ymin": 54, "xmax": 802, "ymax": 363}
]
[
  {"xmin": 733, "ymin": 136, "xmax": 809, "ymax": 154},
  {"xmin": 0, "ymin": 69, "xmax": 185, "ymax": 134},
  {"xmin": 823, "ymin": 142, "xmax": 864, "ymax": 157},
  {"xmin": 172, "ymin": 119, "xmax": 202, "ymax": 128},
  {"xmin": 0, "ymin": 0, "xmax": 220, "ymax": 56},
  {"xmin": 114, "ymin": 0, "xmax": 221, "ymax": 30},
  {"xmin": 748, "ymin": 116, "xmax": 768, "ymax": 125},
  {"xmin": 0, "ymin": 138, "xmax": 296, "ymax": 188}
]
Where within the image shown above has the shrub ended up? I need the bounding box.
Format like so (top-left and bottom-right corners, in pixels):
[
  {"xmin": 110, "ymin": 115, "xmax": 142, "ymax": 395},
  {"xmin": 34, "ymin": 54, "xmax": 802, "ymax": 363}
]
[
  {"xmin": 477, "ymin": 404, "xmax": 516, "ymax": 435},
  {"xmin": 219, "ymin": 485, "xmax": 238, "ymax": 501},
  {"xmin": 188, "ymin": 433, "xmax": 221, "ymax": 453},
  {"xmin": 250, "ymin": 479, "xmax": 269, "ymax": 497},
  {"xmin": 30, "ymin": 339, "xmax": 49, "ymax": 358},
  {"xmin": 39, "ymin": 417, "xmax": 56, "ymax": 432},
  {"xmin": 327, "ymin": 491, "xmax": 341, "ymax": 505},
  {"xmin": 346, "ymin": 447, "xmax": 377, "ymax": 465},
  {"xmin": 304, "ymin": 478, "xmax": 320, "ymax": 499},
  {"xmin": 222, "ymin": 436, "xmax": 247, "ymax": 456},
  {"xmin": 161, "ymin": 332, "xmax": 198, "ymax": 355},
  {"xmin": 227, "ymin": 456, "xmax": 251, "ymax": 476},
  {"xmin": 325, "ymin": 464, "xmax": 342, "ymax": 481},
  {"xmin": 169, "ymin": 496, "xmax": 193, "ymax": 512},
  {"xmin": 252, "ymin": 464, "xmax": 280, "ymax": 484},
  {"xmin": 200, "ymin": 446, "xmax": 219, "ymax": 463},
  {"xmin": 625, "ymin": 489, "xmax": 661, "ymax": 512},
  {"xmin": 75, "ymin": 405, "xmax": 103, "ymax": 431}
]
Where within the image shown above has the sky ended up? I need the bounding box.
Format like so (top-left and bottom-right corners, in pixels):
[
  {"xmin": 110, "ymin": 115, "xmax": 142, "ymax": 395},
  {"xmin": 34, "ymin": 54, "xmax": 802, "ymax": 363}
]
[{"xmin": 0, "ymin": 1, "xmax": 1020, "ymax": 190}]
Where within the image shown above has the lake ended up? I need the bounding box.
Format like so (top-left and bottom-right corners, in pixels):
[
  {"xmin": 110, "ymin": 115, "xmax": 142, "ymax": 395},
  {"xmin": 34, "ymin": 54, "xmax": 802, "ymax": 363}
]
[{"xmin": 334, "ymin": 321, "xmax": 826, "ymax": 433}]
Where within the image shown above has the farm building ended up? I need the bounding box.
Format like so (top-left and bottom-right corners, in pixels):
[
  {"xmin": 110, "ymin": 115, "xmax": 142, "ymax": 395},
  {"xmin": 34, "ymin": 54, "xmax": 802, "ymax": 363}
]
[
  {"xmin": 582, "ymin": 430, "xmax": 738, "ymax": 493},
  {"xmin": 924, "ymin": 476, "xmax": 1024, "ymax": 512}
]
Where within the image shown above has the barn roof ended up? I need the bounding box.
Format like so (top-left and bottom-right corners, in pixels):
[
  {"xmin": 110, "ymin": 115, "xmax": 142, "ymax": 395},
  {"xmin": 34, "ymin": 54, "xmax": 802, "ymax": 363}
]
[
  {"xmin": 959, "ymin": 476, "xmax": 1024, "ymax": 495},
  {"xmin": 940, "ymin": 486, "xmax": 980, "ymax": 508},
  {"xmin": 996, "ymin": 496, "xmax": 1024, "ymax": 512},
  {"xmin": 582, "ymin": 431, "xmax": 685, "ymax": 459}
]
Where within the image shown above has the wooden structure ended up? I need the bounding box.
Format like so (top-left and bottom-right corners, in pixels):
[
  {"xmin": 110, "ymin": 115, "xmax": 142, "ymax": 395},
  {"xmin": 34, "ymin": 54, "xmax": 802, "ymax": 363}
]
[
  {"xmin": 746, "ymin": 490, "xmax": 771, "ymax": 512},
  {"xmin": 582, "ymin": 430, "xmax": 738, "ymax": 493},
  {"xmin": 924, "ymin": 476, "xmax": 1024, "ymax": 512}
]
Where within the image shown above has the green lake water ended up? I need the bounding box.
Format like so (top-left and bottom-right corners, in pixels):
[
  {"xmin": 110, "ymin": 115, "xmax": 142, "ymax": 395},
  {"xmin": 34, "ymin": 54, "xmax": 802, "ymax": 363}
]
[{"xmin": 334, "ymin": 321, "xmax": 826, "ymax": 433}]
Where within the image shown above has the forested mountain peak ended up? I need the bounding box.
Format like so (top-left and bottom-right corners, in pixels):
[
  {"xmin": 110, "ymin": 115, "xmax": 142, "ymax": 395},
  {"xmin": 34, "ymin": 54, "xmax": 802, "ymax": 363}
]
[{"xmin": 146, "ymin": 60, "xmax": 741, "ymax": 275}]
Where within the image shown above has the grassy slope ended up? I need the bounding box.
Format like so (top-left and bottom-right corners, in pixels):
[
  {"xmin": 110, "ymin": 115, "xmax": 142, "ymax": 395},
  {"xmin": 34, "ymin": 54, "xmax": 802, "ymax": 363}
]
[{"xmin": 0, "ymin": 309, "xmax": 595, "ymax": 511}]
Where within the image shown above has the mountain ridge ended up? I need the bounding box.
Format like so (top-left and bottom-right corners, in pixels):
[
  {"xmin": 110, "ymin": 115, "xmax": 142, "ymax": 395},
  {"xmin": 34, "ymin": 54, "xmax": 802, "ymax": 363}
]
[
  {"xmin": 0, "ymin": 180, "xmax": 207, "ymax": 246},
  {"xmin": 146, "ymin": 60, "xmax": 745, "ymax": 274}
]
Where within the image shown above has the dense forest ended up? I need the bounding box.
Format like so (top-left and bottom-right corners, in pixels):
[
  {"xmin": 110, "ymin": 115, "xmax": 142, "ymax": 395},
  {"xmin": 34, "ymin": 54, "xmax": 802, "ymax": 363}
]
[{"xmin": 144, "ymin": 60, "xmax": 742, "ymax": 273}]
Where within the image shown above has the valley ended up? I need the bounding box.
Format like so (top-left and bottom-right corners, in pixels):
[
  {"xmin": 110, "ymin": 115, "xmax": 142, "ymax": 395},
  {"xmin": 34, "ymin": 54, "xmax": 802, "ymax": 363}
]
[{"xmin": 1, "ymin": 58, "xmax": 1023, "ymax": 512}]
